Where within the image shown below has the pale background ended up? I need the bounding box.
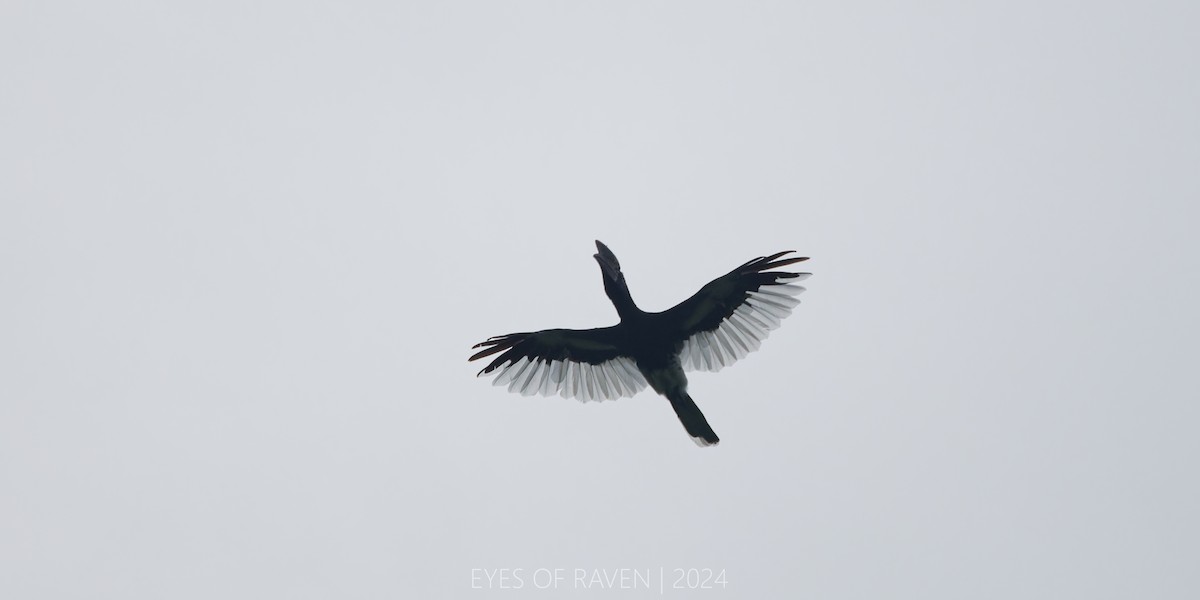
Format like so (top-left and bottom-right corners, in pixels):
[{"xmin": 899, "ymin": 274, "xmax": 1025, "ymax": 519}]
[{"xmin": 2, "ymin": 1, "xmax": 1197, "ymax": 598}]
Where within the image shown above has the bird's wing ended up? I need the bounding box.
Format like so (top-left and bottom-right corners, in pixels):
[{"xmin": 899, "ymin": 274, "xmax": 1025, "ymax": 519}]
[
  {"xmin": 469, "ymin": 327, "xmax": 648, "ymax": 402},
  {"xmin": 660, "ymin": 251, "xmax": 810, "ymax": 373}
]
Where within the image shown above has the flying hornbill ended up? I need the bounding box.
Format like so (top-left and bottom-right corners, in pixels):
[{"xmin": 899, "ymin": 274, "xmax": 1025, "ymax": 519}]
[{"xmin": 469, "ymin": 241, "xmax": 810, "ymax": 446}]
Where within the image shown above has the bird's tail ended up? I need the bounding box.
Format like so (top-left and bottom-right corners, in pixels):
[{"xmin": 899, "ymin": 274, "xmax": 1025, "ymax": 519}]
[{"xmin": 667, "ymin": 390, "xmax": 720, "ymax": 447}]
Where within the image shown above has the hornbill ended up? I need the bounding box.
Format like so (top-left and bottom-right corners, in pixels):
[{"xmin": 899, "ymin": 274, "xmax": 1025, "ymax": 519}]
[{"xmin": 469, "ymin": 241, "xmax": 810, "ymax": 446}]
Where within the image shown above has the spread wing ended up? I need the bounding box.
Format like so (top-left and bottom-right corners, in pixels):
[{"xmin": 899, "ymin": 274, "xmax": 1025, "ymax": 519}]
[
  {"xmin": 469, "ymin": 327, "xmax": 648, "ymax": 402},
  {"xmin": 660, "ymin": 251, "xmax": 810, "ymax": 372}
]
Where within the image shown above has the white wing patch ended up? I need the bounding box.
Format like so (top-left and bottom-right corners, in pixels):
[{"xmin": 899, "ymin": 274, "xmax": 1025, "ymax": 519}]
[
  {"xmin": 485, "ymin": 355, "xmax": 649, "ymax": 402},
  {"xmin": 679, "ymin": 275, "xmax": 809, "ymax": 373}
]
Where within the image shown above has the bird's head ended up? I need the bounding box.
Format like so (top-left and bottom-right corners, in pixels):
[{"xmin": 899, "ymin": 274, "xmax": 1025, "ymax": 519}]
[{"xmin": 593, "ymin": 240, "xmax": 623, "ymax": 282}]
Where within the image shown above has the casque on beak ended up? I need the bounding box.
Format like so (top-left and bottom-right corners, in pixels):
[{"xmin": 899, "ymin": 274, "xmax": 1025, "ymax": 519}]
[{"xmin": 593, "ymin": 240, "xmax": 622, "ymax": 281}]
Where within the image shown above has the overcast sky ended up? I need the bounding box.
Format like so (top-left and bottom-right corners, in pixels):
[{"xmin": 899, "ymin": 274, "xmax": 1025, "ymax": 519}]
[{"xmin": 2, "ymin": 1, "xmax": 1198, "ymax": 598}]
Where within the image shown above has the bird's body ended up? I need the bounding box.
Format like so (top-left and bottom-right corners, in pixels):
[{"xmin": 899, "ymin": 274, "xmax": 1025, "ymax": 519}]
[{"xmin": 470, "ymin": 241, "xmax": 810, "ymax": 446}]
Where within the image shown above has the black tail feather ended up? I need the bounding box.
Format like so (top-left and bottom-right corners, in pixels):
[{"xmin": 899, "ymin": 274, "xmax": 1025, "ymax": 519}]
[{"xmin": 668, "ymin": 391, "xmax": 719, "ymax": 447}]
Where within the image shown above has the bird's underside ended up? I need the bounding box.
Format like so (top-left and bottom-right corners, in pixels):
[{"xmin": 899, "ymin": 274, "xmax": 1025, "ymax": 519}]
[{"xmin": 470, "ymin": 241, "xmax": 810, "ymax": 447}]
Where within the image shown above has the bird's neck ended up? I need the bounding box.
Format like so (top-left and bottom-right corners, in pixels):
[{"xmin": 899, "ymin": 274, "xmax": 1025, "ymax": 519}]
[{"xmin": 604, "ymin": 276, "xmax": 643, "ymax": 321}]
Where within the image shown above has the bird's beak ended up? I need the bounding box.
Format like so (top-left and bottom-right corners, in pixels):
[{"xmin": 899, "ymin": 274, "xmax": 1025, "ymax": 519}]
[{"xmin": 593, "ymin": 240, "xmax": 622, "ymax": 281}]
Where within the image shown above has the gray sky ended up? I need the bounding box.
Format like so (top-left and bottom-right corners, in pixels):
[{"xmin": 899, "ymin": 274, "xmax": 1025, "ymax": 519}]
[{"xmin": 2, "ymin": 1, "xmax": 1197, "ymax": 598}]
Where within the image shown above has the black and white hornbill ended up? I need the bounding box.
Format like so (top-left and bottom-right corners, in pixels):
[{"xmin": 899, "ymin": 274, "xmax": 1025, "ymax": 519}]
[{"xmin": 469, "ymin": 241, "xmax": 810, "ymax": 446}]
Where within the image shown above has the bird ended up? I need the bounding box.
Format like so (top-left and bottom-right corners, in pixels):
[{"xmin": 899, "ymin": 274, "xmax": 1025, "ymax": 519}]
[{"xmin": 469, "ymin": 241, "xmax": 810, "ymax": 446}]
